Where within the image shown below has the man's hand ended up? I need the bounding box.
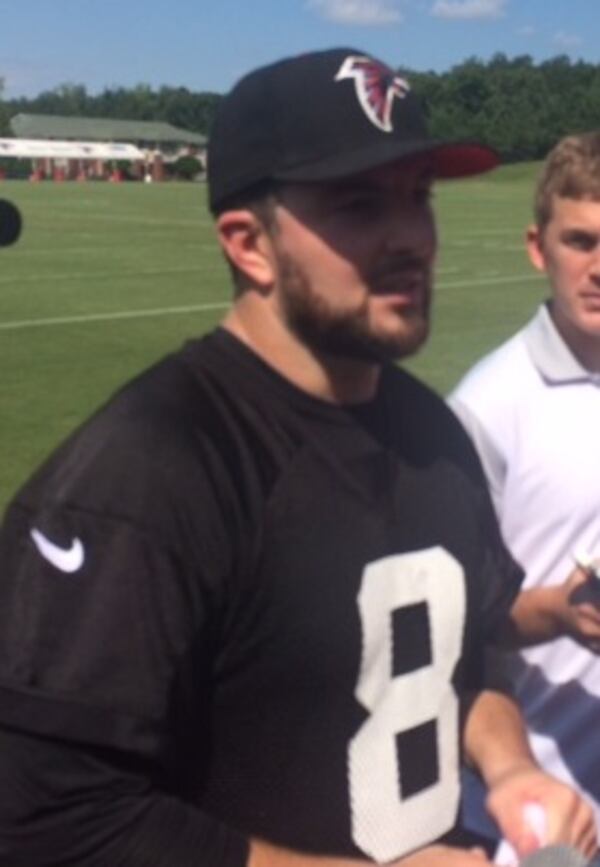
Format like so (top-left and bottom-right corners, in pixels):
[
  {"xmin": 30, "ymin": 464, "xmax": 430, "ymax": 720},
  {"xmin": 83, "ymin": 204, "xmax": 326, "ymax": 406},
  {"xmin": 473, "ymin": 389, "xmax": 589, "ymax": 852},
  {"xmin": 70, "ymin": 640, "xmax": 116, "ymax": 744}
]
[
  {"xmin": 507, "ymin": 567, "xmax": 600, "ymax": 649},
  {"xmin": 485, "ymin": 764, "xmax": 597, "ymax": 859},
  {"xmin": 554, "ymin": 566, "xmax": 600, "ymax": 651},
  {"xmin": 464, "ymin": 691, "xmax": 597, "ymax": 859}
]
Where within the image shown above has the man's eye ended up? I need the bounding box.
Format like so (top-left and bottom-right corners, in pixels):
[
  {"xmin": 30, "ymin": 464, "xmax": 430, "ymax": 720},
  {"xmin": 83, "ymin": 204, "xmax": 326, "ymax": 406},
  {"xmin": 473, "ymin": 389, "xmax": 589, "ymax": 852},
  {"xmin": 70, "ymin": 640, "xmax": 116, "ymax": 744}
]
[
  {"xmin": 337, "ymin": 196, "xmax": 380, "ymax": 213},
  {"xmin": 564, "ymin": 232, "xmax": 597, "ymax": 251}
]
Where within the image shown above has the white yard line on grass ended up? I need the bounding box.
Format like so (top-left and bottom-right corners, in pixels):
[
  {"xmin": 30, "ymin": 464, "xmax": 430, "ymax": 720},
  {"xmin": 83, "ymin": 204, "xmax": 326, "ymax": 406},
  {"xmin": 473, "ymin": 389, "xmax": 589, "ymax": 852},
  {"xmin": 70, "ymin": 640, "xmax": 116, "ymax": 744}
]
[
  {"xmin": 446, "ymin": 228, "xmax": 524, "ymax": 239},
  {"xmin": 0, "ymin": 301, "xmax": 229, "ymax": 331},
  {"xmin": 1, "ymin": 272, "xmax": 545, "ymax": 332},
  {"xmin": 440, "ymin": 272, "xmax": 543, "ymax": 289},
  {"xmin": 0, "ymin": 263, "xmax": 222, "ymax": 285},
  {"xmin": 9, "ymin": 242, "xmax": 220, "ymax": 260}
]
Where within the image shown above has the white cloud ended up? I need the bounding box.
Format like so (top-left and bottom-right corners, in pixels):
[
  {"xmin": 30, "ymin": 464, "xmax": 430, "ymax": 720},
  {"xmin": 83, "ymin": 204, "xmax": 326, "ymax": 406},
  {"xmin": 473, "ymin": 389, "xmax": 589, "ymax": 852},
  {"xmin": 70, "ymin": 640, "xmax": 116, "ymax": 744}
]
[
  {"xmin": 517, "ymin": 25, "xmax": 535, "ymax": 38},
  {"xmin": 552, "ymin": 30, "xmax": 583, "ymax": 49},
  {"xmin": 307, "ymin": 0, "xmax": 403, "ymax": 25},
  {"xmin": 431, "ymin": 0, "xmax": 506, "ymax": 20}
]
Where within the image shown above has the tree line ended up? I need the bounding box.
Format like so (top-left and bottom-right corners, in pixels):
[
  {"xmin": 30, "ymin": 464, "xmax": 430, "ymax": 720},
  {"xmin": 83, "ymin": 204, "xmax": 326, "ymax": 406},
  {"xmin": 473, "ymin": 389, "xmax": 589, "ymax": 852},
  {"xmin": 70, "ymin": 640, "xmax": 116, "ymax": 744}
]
[
  {"xmin": 0, "ymin": 81, "xmax": 221, "ymax": 142},
  {"xmin": 410, "ymin": 53, "xmax": 600, "ymax": 162},
  {"xmin": 1, "ymin": 53, "xmax": 600, "ymax": 163}
]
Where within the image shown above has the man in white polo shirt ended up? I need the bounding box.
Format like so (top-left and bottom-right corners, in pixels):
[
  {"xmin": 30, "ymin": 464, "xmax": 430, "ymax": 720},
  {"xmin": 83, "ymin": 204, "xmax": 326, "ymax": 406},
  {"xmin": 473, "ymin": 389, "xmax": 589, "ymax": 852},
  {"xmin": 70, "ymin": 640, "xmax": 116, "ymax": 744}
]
[{"xmin": 450, "ymin": 131, "xmax": 600, "ymax": 847}]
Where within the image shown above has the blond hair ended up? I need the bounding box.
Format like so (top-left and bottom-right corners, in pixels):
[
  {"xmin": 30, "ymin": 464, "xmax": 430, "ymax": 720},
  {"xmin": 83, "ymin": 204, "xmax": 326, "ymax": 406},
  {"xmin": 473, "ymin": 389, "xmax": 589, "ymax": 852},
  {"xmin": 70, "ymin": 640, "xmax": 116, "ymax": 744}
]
[{"xmin": 534, "ymin": 132, "xmax": 600, "ymax": 230}]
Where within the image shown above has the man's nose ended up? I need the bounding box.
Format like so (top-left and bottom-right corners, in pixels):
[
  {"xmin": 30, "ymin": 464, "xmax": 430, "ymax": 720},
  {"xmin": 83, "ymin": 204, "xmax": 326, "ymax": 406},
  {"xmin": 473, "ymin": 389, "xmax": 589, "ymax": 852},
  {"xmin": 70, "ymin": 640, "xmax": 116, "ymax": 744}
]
[{"xmin": 590, "ymin": 244, "xmax": 600, "ymax": 284}]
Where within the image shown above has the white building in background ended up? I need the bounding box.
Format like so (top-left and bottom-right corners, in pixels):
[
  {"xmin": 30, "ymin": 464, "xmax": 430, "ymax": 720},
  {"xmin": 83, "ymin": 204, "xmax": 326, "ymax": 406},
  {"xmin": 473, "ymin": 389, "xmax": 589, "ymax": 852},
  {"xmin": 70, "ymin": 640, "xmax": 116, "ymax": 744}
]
[{"xmin": 3, "ymin": 114, "xmax": 207, "ymax": 181}]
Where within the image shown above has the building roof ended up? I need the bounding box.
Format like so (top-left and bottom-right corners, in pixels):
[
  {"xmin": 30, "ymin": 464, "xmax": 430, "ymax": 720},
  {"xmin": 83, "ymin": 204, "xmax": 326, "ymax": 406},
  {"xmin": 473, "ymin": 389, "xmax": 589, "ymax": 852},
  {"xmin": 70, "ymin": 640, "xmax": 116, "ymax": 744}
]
[{"xmin": 10, "ymin": 113, "xmax": 207, "ymax": 145}]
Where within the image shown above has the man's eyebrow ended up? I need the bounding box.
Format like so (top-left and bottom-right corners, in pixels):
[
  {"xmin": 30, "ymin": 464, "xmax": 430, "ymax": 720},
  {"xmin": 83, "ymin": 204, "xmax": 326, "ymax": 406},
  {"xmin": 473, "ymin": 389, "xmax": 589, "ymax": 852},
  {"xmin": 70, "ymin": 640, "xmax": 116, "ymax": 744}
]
[
  {"xmin": 561, "ymin": 225, "xmax": 598, "ymax": 234},
  {"xmin": 325, "ymin": 179, "xmax": 378, "ymax": 195}
]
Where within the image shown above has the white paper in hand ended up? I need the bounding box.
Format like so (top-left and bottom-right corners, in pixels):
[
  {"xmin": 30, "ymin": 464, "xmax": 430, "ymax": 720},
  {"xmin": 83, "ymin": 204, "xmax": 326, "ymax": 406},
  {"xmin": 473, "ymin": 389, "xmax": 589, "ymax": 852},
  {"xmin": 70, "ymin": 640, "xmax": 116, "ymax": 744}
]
[{"xmin": 494, "ymin": 802, "xmax": 547, "ymax": 865}]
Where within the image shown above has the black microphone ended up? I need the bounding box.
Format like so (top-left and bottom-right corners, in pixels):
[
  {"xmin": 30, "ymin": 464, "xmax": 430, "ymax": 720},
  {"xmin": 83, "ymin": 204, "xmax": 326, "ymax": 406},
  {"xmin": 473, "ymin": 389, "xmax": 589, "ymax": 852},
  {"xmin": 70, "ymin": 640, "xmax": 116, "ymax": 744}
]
[
  {"xmin": 0, "ymin": 199, "xmax": 22, "ymax": 247},
  {"xmin": 520, "ymin": 845, "xmax": 592, "ymax": 867}
]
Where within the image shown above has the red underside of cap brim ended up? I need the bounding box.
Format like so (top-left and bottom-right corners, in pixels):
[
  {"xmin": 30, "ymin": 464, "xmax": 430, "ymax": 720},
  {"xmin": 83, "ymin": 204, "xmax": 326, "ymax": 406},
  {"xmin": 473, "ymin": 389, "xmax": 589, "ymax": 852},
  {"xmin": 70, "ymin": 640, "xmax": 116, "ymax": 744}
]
[{"xmin": 431, "ymin": 142, "xmax": 499, "ymax": 178}]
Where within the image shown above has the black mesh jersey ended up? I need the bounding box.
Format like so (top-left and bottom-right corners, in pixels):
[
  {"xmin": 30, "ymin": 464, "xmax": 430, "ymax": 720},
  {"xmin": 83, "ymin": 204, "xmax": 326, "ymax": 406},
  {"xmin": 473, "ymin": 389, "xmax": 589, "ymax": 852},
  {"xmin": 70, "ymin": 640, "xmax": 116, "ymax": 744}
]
[{"xmin": 0, "ymin": 328, "xmax": 522, "ymax": 862}]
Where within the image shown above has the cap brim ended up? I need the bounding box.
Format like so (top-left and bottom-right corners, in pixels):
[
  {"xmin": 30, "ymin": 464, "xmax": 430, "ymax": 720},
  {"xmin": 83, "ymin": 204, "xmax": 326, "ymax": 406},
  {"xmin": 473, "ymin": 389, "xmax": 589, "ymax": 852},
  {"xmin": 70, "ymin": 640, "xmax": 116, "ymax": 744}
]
[
  {"xmin": 428, "ymin": 142, "xmax": 499, "ymax": 178},
  {"xmin": 273, "ymin": 139, "xmax": 498, "ymax": 184}
]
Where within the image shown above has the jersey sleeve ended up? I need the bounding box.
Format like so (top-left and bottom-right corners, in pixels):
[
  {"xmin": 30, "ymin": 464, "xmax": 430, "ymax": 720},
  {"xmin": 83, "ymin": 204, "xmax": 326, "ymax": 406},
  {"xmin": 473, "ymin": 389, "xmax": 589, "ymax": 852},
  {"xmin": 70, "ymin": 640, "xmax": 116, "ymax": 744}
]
[
  {"xmin": 475, "ymin": 474, "xmax": 524, "ymax": 637},
  {"xmin": 0, "ymin": 497, "xmax": 211, "ymax": 755},
  {"xmin": 0, "ymin": 406, "xmax": 251, "ymax": 865},
  {"xmin": 0, "ymin": 363, "xmax": 246, "ymax": 755}
]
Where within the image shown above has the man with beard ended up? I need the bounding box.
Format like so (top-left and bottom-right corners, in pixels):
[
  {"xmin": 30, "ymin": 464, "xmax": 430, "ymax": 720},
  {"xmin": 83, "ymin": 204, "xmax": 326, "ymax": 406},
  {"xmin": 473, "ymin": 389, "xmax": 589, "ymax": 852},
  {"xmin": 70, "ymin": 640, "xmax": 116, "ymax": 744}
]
[{"xmin": 0, "ymin": 49, "xmax": 595, "ymax": 867}]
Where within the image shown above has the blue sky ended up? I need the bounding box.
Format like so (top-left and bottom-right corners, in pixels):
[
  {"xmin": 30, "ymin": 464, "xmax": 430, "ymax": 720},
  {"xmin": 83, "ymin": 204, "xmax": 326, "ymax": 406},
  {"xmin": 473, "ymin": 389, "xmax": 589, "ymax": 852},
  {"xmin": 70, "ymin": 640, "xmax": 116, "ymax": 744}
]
[{"xmin": 1, "ymin": 0, "xmax": 598, "ymax": 99}]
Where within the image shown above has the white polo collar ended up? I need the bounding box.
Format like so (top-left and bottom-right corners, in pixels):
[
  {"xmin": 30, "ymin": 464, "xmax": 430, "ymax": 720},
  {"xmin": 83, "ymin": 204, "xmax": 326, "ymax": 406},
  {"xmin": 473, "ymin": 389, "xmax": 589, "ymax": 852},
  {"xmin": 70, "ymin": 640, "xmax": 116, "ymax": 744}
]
[{"xmin": 523, "ymin": 302, "xmax": 600, "ymax": 385}]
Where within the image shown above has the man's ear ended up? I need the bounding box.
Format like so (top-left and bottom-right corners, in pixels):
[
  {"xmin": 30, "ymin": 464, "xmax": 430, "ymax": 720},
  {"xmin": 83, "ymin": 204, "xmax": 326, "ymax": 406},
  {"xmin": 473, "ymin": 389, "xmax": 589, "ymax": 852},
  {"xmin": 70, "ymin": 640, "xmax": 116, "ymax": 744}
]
[
  {"xmin": 525, "ymin": 224, "xmax": 547, "ymax": 273},
  {"xmin": 216, "ymin": 210, "xmax": 276, "ymax": 289}
]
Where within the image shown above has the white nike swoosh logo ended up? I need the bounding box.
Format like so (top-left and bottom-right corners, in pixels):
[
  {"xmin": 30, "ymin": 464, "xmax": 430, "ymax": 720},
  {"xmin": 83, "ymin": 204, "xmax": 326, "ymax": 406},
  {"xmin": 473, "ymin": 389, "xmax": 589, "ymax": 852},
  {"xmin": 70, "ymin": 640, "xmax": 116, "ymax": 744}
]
[{"xmin": 30, "ymin": 528, "xmax": 85, "ymax": 573}]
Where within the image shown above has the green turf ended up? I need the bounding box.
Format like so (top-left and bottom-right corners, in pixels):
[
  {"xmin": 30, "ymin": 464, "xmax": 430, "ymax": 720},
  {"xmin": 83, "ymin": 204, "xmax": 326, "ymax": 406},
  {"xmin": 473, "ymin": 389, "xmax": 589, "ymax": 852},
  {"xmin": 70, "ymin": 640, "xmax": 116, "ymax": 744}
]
[
  {"xmin": 407, "ymin": 161, "xmax": 545, "ymax": 387},
  {"xmin": 1, "ymin": 167, "xmax": 546, "ymax": 511}
]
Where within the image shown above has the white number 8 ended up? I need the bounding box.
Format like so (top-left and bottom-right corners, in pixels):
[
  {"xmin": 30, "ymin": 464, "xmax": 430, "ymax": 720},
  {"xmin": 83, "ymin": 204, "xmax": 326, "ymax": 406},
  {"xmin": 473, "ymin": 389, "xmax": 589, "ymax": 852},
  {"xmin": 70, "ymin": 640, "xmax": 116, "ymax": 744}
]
[{"xmin": 349, "ymin": 547, "xmax": 466, "ymax": 862}]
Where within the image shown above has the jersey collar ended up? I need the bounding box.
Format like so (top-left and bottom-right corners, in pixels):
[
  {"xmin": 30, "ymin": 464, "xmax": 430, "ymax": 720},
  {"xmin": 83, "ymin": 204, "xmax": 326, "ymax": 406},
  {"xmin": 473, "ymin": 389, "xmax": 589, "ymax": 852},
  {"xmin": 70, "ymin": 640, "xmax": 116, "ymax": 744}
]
[{"xmin": 524, "ymin": 301, "xmax": 597, "ymax": 385}]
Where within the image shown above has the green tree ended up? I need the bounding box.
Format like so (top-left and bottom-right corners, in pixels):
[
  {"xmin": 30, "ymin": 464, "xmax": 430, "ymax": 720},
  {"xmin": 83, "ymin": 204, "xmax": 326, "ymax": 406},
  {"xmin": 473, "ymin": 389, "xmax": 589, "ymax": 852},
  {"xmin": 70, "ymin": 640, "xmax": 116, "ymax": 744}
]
[{"xmin": 0, "ymin": 76, "xmax": 11, "ymax": 136}]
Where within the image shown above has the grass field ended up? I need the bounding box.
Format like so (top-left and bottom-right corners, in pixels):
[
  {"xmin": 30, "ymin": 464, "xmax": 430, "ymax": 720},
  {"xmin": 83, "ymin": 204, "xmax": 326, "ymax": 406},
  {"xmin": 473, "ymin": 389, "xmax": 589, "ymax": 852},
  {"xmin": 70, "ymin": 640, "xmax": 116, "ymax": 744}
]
[{"xmin": 1, "ymin": 165, "xmax": 546, "ymax": 512}]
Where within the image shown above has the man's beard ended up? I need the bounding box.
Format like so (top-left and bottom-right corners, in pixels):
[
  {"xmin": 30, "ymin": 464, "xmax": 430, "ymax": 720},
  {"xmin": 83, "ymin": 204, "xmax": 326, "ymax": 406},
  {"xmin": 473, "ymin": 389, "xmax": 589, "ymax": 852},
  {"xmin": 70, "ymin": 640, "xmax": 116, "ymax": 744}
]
[{"xmin": 275, "ymin": 249, "xmax": 431, "ymax": 363}]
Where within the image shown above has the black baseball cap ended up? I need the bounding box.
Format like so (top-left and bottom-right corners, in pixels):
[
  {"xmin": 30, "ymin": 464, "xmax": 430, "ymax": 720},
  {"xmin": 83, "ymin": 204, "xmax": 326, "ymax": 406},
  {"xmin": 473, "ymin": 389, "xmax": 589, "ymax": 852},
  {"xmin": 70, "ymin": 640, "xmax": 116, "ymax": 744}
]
[{"xmin": 207, "ymin": 47, "xmax": 498, "ymax": 213}]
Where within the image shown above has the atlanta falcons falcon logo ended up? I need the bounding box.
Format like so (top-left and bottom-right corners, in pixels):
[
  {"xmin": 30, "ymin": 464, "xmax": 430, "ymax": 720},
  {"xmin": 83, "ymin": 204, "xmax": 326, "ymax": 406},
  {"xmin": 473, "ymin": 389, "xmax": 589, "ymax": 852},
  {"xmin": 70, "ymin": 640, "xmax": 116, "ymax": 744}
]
[{"xmin": 335, "ymin": 56, "xmax": 410, "ymax": 133}]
